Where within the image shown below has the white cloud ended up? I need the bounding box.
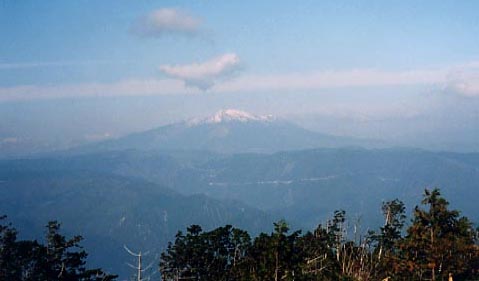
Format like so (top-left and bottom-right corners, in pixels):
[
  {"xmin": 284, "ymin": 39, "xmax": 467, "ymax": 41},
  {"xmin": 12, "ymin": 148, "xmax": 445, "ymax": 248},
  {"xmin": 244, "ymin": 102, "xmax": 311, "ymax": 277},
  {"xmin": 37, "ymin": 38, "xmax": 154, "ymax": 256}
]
[
  {"xmin": 213, "ymin": 68, "xmax": 448, "ymax": 93},
  {"xmin": 0, "ymin": 79, "xmax": 198, "ymax": 102},
  {"xmin": 132, "ymin": 8, "xmax": 202, "ymax": 38},
  {"xmin": 2, "ymin": 60, "xmax": 479, "ymax": 102},
  {"xmin": 446, "ymin": 80, "xmax": 479, "ymax": 97},
  {"xmin": 160, "ymin": 53, "xmax": 241, "ymax": 90},
  {"xmin": 443, "ymin": 65, "xmax": 479, "ymax": 97},
  {"xmin": 211, "ymin": 61, "xmax": 479, "ymax": 99}
]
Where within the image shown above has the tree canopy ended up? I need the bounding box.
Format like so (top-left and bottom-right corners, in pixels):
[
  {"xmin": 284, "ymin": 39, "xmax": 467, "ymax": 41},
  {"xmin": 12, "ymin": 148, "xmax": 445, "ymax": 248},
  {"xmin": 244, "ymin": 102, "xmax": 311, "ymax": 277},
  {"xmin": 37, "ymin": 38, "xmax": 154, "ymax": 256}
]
[
  {"xmin": 160, "ymin": 189, "xmax": 479, "ymax": 281},
  {"xmin": 0, "ymin": 217, "xmax": 117, "ymax": 281}
]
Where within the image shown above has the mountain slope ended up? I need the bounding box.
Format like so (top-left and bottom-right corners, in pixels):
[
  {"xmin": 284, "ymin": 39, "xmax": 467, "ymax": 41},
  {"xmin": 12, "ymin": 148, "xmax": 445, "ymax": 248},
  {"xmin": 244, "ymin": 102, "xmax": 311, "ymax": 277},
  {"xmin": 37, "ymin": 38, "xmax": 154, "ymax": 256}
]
[
  {"xmin": 72, "ymin": 109, "xmax": 382, "ymax": 154},
  {"xmin": 196, "ymin": 148, "xmax": 479, "ymax": 227},
  {"xmin": 0, "ymin": 167, "xmax": 272, "ymax": 278},
  {"xmin": 14, "ymin": 147, "xmax": 479, "ymax": 230}
]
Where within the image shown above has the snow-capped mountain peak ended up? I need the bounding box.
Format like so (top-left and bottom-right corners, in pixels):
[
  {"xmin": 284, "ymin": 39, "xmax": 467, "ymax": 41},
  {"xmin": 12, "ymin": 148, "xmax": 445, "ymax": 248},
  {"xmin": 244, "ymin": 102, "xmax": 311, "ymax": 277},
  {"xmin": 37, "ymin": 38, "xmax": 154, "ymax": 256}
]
[
  {"xmin": 187, "ymin": 109, "xmax": 274, "ymax": 126},
  {"xmin": 209, "ymin": 109, "xmax": 273, "ymax": 123}
]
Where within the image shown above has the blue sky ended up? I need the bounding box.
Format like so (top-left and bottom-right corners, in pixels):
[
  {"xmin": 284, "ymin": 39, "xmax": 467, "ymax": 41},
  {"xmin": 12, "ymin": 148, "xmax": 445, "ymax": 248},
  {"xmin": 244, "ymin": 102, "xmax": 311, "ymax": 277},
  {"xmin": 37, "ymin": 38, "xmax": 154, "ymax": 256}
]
[
  {"xmin": 2, "ymin": 0, "xmax": 479, "ymax": 85},
  {"xmin": 1, "ymin": 0, "xmax": 479, "ymax": 151}
]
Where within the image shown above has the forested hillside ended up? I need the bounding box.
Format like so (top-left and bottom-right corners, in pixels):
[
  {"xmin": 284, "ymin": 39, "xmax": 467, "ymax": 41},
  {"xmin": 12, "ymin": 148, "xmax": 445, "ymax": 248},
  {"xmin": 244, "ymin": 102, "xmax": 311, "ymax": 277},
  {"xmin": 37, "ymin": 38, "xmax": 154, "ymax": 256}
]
[
  {"xmin": 0, "ymin": 169, "xmax": 271, "ymax": 278},
  {"xmin": 9, "ymin": 147, "xmax": 479, "ymax": 228}
]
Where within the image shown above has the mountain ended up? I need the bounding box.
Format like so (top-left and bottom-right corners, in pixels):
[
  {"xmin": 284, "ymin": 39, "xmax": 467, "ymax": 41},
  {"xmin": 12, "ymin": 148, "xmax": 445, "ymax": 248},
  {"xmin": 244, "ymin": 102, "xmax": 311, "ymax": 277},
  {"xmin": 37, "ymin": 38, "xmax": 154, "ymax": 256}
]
[
  {"xmin": 193, "ymin": 147, "xmax": 479, "ymax": 227},
  {"xmin": 10, "ymin": 147, "xmax": 479, "ymax": 230},
  {"xmin": 71, "ymin": 149, "xmax": 479, "ymax": 225},
  {"xmin": 0, "ymin": 164, "xmax": 272, "ymax": 278},
  {"xmin": 71, "ymin": 109, "xmax": 383, "ymax": 154},
  {"xmin": 5, "ymin": 110, "xmax": 479, "ymax": 278}
]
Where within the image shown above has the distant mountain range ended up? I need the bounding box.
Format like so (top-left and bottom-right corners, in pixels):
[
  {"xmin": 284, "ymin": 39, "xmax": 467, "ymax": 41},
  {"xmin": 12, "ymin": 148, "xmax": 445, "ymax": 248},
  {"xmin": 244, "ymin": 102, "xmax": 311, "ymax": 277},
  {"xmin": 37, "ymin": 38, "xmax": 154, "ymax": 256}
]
[
  {"xmin": 6, "ymin": 147, "xmax": 479, "ymax": 228},
  {"xmin": 71, "ymin": 109, "xmax": 384, "ymax": 154}
]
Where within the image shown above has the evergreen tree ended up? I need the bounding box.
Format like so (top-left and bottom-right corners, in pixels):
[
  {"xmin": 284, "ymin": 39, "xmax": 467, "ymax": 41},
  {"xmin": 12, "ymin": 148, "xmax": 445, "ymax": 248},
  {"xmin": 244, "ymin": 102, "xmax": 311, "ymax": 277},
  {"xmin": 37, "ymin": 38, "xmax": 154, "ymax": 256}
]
[
  {"xmin": 369, "ymin": 199, "xmax": 406, "ymax": 279},
  {"xmin": 298, "ymin": 224, "xmax": 338, "ymax": 280},
  {"xmin": 397, "ymin": 189, "xmax": 478, "ymax": 280},
  {"xmin": 158, "ymin": 189, "xmax": 479, "ymax": 281},
  {"xmin": 160, "ymin": 224, "xmax": 252, "ymax": 280},
  {"xmin": 248, "ymin": 220, "xmax": 302, "ymax": 281},
  {"xmin": 0, "ymin": 215, "xmax": 22, "ymax": 279},
  {"xmin": 0, "ymin": 216, "xmax": 117, "ymax": 281}
]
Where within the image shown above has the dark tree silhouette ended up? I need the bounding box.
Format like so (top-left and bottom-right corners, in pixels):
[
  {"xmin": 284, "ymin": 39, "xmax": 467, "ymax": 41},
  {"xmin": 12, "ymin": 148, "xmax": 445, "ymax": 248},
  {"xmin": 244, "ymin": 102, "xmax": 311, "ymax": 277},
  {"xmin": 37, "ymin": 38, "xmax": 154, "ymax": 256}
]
[{"xmin": 0, "ymin": 217, "xmax": 117, "ymax": 281}]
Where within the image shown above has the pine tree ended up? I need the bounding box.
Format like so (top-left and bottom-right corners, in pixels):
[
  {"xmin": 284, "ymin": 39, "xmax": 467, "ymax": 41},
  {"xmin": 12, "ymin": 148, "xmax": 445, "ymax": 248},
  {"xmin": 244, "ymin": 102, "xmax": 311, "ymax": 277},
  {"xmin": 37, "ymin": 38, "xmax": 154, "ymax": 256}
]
[
  {"xmin": 397, "ymin": 189, "xmax": 478, "ymax": 280},
  {"xmin": 159, "ymin": 224, "xmax": 252, "ymax": 280},
  {"xmin": 0, "ymin": 217, "xmax": 117, "ymax": 281},
  {"xmin": 369, "ymin": 199, "xmax": 406, "ymax": 279}
]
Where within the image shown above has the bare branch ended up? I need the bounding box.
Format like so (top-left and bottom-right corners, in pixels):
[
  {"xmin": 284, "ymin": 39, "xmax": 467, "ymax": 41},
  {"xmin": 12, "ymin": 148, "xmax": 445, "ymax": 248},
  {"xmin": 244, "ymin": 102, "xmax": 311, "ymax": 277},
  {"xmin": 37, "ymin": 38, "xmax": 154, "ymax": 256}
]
[{"xmin": 124, "ymin": 245, "xmax": 141, "ymax": 257}]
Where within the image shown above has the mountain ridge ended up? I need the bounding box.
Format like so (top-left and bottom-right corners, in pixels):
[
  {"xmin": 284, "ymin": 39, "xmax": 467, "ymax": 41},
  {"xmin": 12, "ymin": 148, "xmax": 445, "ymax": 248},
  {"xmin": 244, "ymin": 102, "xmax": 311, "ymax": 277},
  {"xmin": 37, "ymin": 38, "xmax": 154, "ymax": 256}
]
[
  {"xmin": 68, "ymin": 109, "xmax": 385, "ymax": 155},
  {"xmin": 0, "ymin": 167, "xmax": 272, "ymax": 278},
  {"xmin": 187, "ymin": 108, "xmax": 275, "ymax": 125}
]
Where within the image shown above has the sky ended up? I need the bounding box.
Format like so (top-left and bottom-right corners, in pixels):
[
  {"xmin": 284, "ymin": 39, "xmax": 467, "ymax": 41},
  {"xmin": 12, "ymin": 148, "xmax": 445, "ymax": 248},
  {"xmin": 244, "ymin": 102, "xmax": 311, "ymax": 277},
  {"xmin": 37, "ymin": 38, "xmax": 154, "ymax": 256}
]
[{"xmin": 1, "ymin": 0, "xmax": 479, "ymax": 153}]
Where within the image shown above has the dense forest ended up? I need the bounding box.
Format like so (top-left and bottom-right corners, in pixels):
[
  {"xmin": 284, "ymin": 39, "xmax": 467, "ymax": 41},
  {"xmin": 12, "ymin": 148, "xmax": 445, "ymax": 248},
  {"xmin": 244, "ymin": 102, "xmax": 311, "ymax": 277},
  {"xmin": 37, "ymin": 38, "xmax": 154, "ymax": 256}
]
[{"xmin": 2, "ymin": 188, "xmax": 478, "ymax": 280}]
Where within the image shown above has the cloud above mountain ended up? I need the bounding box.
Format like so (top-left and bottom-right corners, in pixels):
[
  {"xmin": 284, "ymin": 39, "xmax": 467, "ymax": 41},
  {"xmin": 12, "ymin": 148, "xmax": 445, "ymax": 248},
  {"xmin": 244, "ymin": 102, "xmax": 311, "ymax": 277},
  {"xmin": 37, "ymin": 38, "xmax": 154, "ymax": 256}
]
[
  {"xmin": 0, "ymin": 79, "xmax": 197, "ymax": 102},
  {"xmin": 159, "ymin": 53, "xmax": 241, "ymax": 90},
  {"xmin": 3, "ymin": 60, "xmax": 479, "ymax": 102},
  {"xmin": 214, "ymin": 68, "xmax": 447, "ymax": 93},
  {"xmin": 443, "ymin": 64, "xmax": 479, "ymax": 97},
  {"xmin": 131, "ymin": 8, "xmax": 202, "ymax": 38},
  {"xmin": 446, "ymin": 80, "xmax": 479, "ymax": 97}
]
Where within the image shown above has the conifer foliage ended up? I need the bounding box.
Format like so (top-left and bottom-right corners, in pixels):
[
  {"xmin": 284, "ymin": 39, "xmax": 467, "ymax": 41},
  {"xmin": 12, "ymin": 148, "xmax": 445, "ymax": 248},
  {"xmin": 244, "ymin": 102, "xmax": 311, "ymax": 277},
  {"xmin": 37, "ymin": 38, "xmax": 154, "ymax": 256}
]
[
  {"xmin": 397, "ymin": 189, "xmax": 478, "ymax": 280},
  {"xmin": 0, "ymin": 217, "xmax": 117, "ymax": 281},
  {"xmin": 160, "ymin": 189, "xmax": 479, "ymax": 281}
]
